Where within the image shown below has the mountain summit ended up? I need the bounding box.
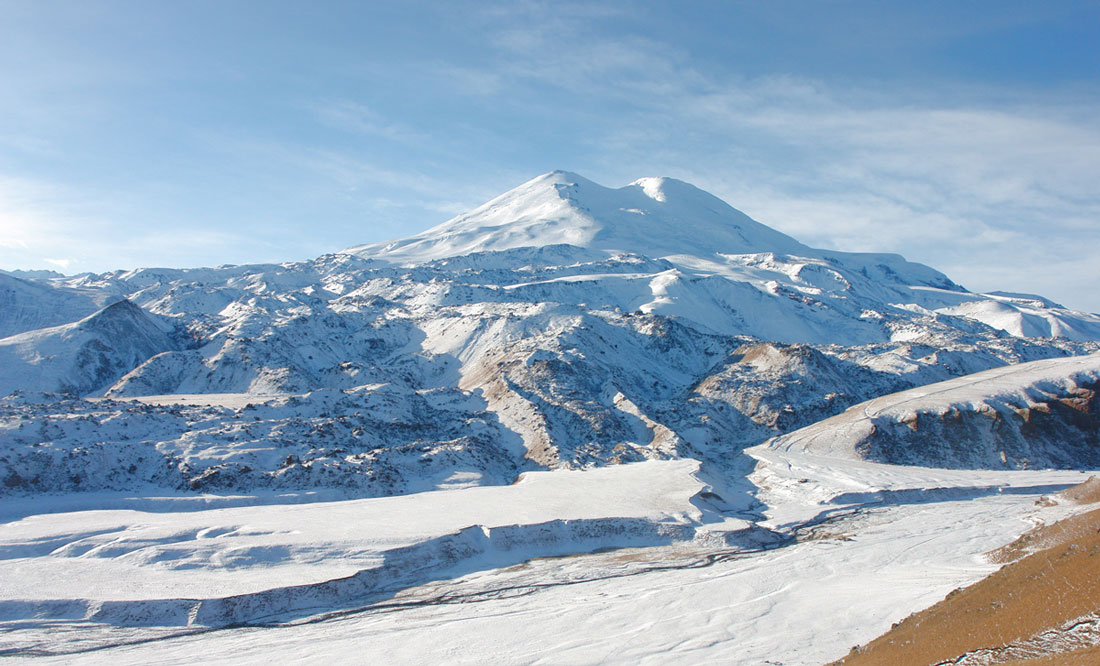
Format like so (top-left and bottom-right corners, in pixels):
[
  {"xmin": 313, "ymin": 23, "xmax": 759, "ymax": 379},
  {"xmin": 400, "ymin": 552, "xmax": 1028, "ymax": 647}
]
[
  {"xmin": 339, "ymin": 171, "xmax": 1100, "ymax": 341},
  {"xmin": 343, "ymin": 171, "xmax": 959, "ymax": 292},
  {"xmin": 345, "ymin": 170, "xmax": 812, "ymax": 263}
]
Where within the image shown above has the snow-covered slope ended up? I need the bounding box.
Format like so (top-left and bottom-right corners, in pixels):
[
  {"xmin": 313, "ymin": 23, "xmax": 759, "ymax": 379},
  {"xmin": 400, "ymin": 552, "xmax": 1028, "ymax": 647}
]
[
  {"xmin": 758, "ymin": 351, "xmax": 1100, "ymax": 468},
  {"xmin": 0, "ymin": 387, "xmax": 520, "ymax": 496},
  {"xmin": 0, "ymin": 272, "xmax": 106, "ymax": 338},
  {"xmin": 0, "ymin": 300, "xmax": 177, "ymax": 397},
  {"xmin": 937, "ymin": 292, "xmax": 1100, "ymax": 340},
  {"xmin": 345, "ymin": 171, "xmax": 814, "ymax": 263},
  {"xmin": 344, "ymin": 171, "xmax": 1100, "ymax": 342},
  {"xmin": 0, "ymin": 460, "xmax": 704, "ymax": 612},
  {"xmin": 5, "ymin": 171, "xmax": 1100, "ymax": 663},
  {"xmin": 3, "ymin": 411, "xmax": 1094, "ymax": 663}
]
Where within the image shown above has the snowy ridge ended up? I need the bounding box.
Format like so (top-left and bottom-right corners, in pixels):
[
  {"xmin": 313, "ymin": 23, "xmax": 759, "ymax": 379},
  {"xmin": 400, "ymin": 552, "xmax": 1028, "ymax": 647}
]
[
  {"xmin": 344, "ymin": 171, "xmax": 814, "ymax": 264},
  {"xmin": 342, "ymin": 171, "xmax": 1100, "ymax": 341},
  {"xmin": 757, "ymin": 351, "xmax": 1100, "ymax": 468},
  {"xmin": 938, "ymin": 292, "xmax": 1100, "ymax": 340}
]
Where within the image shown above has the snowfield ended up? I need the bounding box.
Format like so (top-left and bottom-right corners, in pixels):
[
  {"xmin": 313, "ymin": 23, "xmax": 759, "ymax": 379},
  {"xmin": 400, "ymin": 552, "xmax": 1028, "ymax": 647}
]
[
  {"xmin": 0, "ymin": 460, "xmax": 705, "ymax": 604},
  {"xmin": 3, "ymin": 172, "xmax": 1100, "ymax": 663},
  {"xmin": 2, "ymin": 454, "xmax": 1092, "ymax": 664}
]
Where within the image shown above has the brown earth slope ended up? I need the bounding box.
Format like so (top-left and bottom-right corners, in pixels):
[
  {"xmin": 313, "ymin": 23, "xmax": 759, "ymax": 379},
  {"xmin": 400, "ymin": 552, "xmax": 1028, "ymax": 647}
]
[{"xmin": 832, "ymin": 478, "xmax": 1100, "ymax": 666}]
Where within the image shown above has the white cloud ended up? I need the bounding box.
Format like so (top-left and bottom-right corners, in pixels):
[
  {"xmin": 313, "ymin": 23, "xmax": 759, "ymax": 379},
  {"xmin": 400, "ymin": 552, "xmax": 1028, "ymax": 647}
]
[{"xmin": 0, "ymin": 172, "xmax": 262, "ymax": 273}]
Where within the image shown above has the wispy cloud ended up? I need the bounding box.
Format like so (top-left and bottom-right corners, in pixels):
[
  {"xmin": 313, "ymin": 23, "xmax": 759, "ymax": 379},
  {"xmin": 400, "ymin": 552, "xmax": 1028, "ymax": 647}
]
[{"xmin": 309, "ymin": 100, "xmax": 429, "ymax": 144}]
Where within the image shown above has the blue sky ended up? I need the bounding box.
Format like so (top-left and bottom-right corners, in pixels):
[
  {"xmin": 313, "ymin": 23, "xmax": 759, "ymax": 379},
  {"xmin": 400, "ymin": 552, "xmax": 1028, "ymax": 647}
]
[{"xmin": 2, "ymin": 1, "xmax": 1099, "ymax": 310}]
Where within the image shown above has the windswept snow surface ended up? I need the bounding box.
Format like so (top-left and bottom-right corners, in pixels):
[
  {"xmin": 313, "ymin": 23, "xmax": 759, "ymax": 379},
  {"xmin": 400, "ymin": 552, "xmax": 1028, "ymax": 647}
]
[
  {"xmin": 0, "ymin": 460, "xmax": 704, "ymax": 604},
  {"xmin": 3, "ymin": 449, "xmax": 1093, "ymax": 664}
]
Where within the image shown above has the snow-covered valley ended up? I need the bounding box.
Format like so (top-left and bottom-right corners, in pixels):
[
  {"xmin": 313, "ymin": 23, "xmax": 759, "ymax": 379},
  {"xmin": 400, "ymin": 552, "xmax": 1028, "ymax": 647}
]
[
  {"xmin": 3, "ymin": 444, "xmax": 1093, "ymax": 664},
  {"xmin": 3, "ymin": 171, "xmax": 1100, "ymax": 663}
]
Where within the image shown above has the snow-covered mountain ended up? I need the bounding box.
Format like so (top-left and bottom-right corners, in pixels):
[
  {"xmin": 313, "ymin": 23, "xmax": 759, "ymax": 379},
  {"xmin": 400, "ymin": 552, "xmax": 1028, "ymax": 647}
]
[
  {"xmin": 2, "ymin": 171, "xmax": 1100, "ymax": 498},
  {"xmin": 0, "ymin": 299, "xmax": 177, "ymax": 397},
  {"xmin": 345, "ymin": 171, "xmax": 816, "ymax": 262},
  {"xmin": 6, "ymin": 170, "xmax": 1100, "ymax": 664},
  {"xmin": 345, "ymin": 171, "xmax": 1100, "ymax": 341}
]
